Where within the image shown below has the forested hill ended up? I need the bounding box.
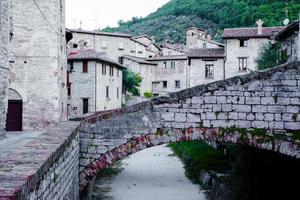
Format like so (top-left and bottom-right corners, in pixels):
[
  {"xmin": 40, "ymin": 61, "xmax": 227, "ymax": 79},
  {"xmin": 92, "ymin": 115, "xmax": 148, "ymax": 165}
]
[{"xmin": 102, "ymin": 0, "xmax": 300, "ymax": 43}]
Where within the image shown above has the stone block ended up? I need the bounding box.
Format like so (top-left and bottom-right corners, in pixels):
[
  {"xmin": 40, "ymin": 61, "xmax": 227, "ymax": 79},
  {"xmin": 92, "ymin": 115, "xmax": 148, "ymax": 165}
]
[
  {"xmin": 204, "ymin": 96, "xmax": 217, "ymax": 104},
  {"xmin": 192, "ymin": 96, "xmax": 204, "ymax": 104},
  {"xmin": 222, "ymin": 104, "xmax": 232, "ymax": 112},
  {"xmin": 284, "ymin": 122, "xmax": 300, "ymax": 130},
  {"xmin": 233, "ymin": 105, "xmax": 251, "ymax": 113},
  {"xmin": 252, "ymin": 105, "xmax": 267, "ymax": 113},
  {"xmin": 267, "ymin": 106, "xmax": 286, "ymax": 113},
  {"xmin": 217, "ymin": 96, "xmax": 226, "ymax": 104},
  {"xmin": 290, "ymin": 98, "xmax": 300, "ymax": 105},
  {"xmin": 162, "ymin": 112, "xmax": 175, "ymax": 121},
  {"xmin": 175, "ymin": 113, "xmax": 186, "ymax": 122},
  {"xmin": 269, "ymin": 122, "xmax": 284, "ymax": 129},
  {"xmin": 245, "ymin": 97, "xmax": 260, "ymax": 105},
  {"xmin": 261, "ymin": 97, "xmax": 275, "ymax": 105},
  {"xmin": 286, "ymin": 106, "xmax": 299, "ymax": 113},
  {"xmin": 246, "ymin": 113, "xmax": 255, "ymax": 121},
  {"xmin": 252, "ymin": 121, "xmax": 268, "ymax": 128},
  {"xmin": 264, "ymin": 113, "xmax": 274, "ymax": 121},
  {"xmin": 187, "ymin": 113, "xmax": 201, "ymax": 123}
]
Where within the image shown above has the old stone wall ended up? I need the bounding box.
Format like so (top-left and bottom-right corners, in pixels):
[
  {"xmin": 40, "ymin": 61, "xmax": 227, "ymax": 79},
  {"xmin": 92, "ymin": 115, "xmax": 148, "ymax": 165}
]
[
  {"xmin": 79, "ymin": 61, "xmax": 300, "ymax": 190},
  {"xmin": 9, "ymin": 0, "xmax": 68, "ymax": 130},
  {"xmin": 0, "ymin": 122, "xmax": 80, "ymax": 199},
  {"xmin": 0, "ymin": 0, "xmax": 9, "ymax": 137}
]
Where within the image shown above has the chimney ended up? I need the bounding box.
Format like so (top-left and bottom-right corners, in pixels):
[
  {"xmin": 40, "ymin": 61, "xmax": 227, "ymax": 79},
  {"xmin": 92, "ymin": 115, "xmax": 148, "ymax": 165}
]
[
  {"xmin": 256, "ymin": 19, "xmax": 264, "ymax": 35},
  {"xmin": 207, "ymin": 34, "xmax": 212, "ymax": 42}
]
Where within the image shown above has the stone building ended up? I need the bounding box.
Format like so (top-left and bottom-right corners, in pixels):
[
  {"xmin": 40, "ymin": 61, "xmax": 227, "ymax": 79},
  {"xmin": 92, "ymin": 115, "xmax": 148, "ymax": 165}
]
[
  {"xmin": 186, "ymin": 27, "xmax": 224, "ymax": 49},
  {"xmin": 69, "ymin": 29, "xmax": 158, "ymax": 62},
  {"xmin": 67, "ymin": 49, "xmax": 124, "ymax": 119},
  {"xmin": 223, "ymin": 19, "xmax": 283, "ymax": 79},
  {"xmin": 0, "ymin": 0, "xmax": 10, "ymax": 137},
  {"xmin": 147, "ymin": 55, "xmax": 188, "ymax": 96},
  {"xmin": 277, "ymin": 21, "xmax": 299, "ymax": 62},
  {"xmin": 187, "ymin": 48, "xmax": 225, "ymax": 87},
  {"xmin": 7, "ymin": 0, "xmax": 69, "ymax": 131},
  {"xmin": 120, "ymin": 55, "xmax": 157, "ymax": 96}
]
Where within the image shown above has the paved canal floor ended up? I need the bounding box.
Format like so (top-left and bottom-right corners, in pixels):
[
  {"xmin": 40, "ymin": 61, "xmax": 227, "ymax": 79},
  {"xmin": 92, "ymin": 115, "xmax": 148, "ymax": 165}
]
[{"xmin": 92, "ymin": 144, "xmax": 207, "ymax": 200}]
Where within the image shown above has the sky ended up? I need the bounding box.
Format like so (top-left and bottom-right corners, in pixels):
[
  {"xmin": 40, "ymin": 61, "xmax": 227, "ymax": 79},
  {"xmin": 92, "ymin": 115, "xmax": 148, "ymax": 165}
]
[{"xmin": 66, "ymin": 0, "xmax": 170, "ymax": 30}]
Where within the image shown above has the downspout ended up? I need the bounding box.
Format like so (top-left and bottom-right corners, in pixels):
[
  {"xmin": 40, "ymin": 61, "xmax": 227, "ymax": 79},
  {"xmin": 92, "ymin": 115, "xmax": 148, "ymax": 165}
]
[
  {"xmin": 95, "ymin": 61, "xmax": 97, "ymax": 112},
  {"xmin": 224, "ymin": 40, "xmax": 227, "ymax": 80}
]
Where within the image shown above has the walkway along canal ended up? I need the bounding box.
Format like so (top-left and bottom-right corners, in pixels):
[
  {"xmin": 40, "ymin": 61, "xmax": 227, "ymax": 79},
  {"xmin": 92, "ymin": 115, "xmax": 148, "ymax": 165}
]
[{"xmin": 91, "ymin": 144, "xmax": 207, "ymax": 200}]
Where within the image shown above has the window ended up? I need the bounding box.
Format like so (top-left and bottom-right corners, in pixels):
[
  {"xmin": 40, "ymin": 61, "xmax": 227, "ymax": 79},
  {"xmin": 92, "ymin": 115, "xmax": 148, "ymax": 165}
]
[
  {"xmin": 131, "ymin": 45, "xmax": 136, "ymax": 53},
  {"xmin": 203, "ymin": 43, "xmax": 207, "ymax": 48},
  {"xmin": 163, "ymin": 81, "xmax": 167, "ymax": 88},
  {"xmin": 117, "ymin": 87, "xmax": 119, "ymax": 99},
  {"xmin": 82, "ymin": 98, "xmax": 89, "ymax": 114},
  {"xmin": 171, "ymin": 62, "xmax": 176, "ymax": 69},
  {"xmin": 119, "ymin": 42, "xmax": 124, "ymax": 50},
  {"xmin": 163, "ymin": 62, "xmax": 167, "ymax": 69},
  {"xmin": 102, "ymin": 64, "xmax": 106, "ymax": 75},
  {"xmin": 138, "ymin": 46, "xmax": 143, "ymax": 54},
  {"xmin": 238, "ymin": 57, "xmax": 248, "ymax": 71},
  {"xmin": 102, "ymin": 41, "xmax": 107, "ymax": 49},
  {"xmin": 205, "ymin": 61, "xmax": 214, "ymax": 79},
  {"xmin": 239, "ymin": 39, "xmax": 248, "ymax": 47},
  {"xmin": 82, "ymin": 61, "xmax": 88, "ymax": 73},
  {"xmin": 117, "ymin": 69, "xmax": 119, "ymax": 77},
  {"xmin": 175, "ymin": 80, "xmax": 180, "ymax": 89},
  {"xmin": 106, "ymin": 86, "xmax": 109, "ymax": 98},
  {"xmin": 109, "ymin": 66, "xmax": 114, "ymax": 76}
]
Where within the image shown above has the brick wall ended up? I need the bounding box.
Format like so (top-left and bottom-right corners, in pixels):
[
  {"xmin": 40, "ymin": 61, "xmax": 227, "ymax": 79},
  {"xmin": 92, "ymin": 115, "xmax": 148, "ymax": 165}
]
[
  {"xmin": 0, "ymin": 0, "xmax": 9, "ymax": 137},
  {"xmin": 79, "ymin": 61, "xmax": 300, "ymax": 190}
]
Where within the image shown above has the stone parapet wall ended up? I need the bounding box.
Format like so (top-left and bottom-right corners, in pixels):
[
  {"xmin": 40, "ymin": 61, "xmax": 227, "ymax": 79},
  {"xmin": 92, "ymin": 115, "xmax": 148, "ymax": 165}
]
[
  {"xmin": 0, "ymin": 0, "xmax": 9, "ymax": 137},
  {"xmin": 79, "ymin": 61, "xmax": 300, "ymax": 190},
  {"xmin": 0, "ymin": 122, "xmax": 80, "ymax": 199}
]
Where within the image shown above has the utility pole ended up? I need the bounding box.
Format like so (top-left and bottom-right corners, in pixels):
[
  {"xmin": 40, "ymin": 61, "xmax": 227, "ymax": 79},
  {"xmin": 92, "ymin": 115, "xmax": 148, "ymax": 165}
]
[{"xmin": 0, "ymin": 0, "xmax": 10, "ymax": 138}]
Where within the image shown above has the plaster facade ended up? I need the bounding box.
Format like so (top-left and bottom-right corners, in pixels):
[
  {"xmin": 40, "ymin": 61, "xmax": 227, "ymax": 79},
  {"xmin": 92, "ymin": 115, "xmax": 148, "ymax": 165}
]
[
  {"xmin": 70, "ymin": 30, "xmax": 150, "ymax": 61},
  {"xmin": 8, "ymin": 0, "xmax": 68, "ymax": 130},
  {"xmin": 149, "ymin": 56, "xmax": 188, "ymax": 96},
  {"xmin": 189, "ymin": 58, "xmax": 225, "ymax": 87},
  {"xmin": 122, "ymin": 56, "xmax": 156, "ymax": 96}
]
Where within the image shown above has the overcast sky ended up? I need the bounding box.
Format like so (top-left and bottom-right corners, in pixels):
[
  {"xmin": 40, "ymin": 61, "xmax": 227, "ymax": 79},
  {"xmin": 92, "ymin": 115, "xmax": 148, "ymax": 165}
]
[{"xmin": 66, "ymin": 0, "xmax": 170, "ymax": 30}]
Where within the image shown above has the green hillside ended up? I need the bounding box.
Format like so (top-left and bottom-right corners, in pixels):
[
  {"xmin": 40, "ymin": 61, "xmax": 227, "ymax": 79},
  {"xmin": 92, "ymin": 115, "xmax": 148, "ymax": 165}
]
[{"xmin": 102, "ymin": 0, "xmax": 300, "ymax": 43}]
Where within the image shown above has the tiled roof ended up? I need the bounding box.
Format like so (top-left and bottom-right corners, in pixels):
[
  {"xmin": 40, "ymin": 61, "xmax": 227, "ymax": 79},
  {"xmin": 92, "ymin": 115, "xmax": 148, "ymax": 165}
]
[
  {"xmin": 277, "ymin": 21, "xmax": 299, "ymax": 39},
  {"xmin": 67, "ymin": 49, "xmax": 126, "ymax": 69},
  {"xmin": 147, "ymin": 55, "xmax": 187, "ymax": 61},
  {"xmin": 69, "ymin": 29, "xmax": 132, "ymax": 38},
  {"xmin": 187, "ymin": 48, "xmax": 225, "ymax": 58},
  {"xmin": 222, "ymin": 27, "xmax": 284, "ymax": 39},
  {"xmin": 122, "ymin": 55, "xmax": 157, "ymax": 65},
  {"xmin": 161, "ymin": 43, "xmax": 188, "ymax": 53}
]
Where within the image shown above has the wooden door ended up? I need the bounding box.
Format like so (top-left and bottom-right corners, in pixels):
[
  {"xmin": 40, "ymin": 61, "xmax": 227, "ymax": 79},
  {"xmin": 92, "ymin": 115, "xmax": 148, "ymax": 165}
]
[{"xmin": 6, "ymin": 100, "xmax": 22, "ymax": 132}]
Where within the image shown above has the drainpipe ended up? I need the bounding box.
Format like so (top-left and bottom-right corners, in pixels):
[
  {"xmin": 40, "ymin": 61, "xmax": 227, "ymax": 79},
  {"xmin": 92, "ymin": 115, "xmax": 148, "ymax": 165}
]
[
  {"xmin": 95, "ymin": 61, "xmax": 97, "ymax": 112},
  {"xmin": 224, "ymin": 40, "xmax": 227, "ymax": 80}
]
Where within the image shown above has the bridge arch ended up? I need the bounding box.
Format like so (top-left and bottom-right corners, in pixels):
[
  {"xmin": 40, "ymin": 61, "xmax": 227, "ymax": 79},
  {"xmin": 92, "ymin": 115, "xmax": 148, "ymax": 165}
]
[{"xmin": 79, "ymin": 61, "xmax": 300, "ymax": 190}]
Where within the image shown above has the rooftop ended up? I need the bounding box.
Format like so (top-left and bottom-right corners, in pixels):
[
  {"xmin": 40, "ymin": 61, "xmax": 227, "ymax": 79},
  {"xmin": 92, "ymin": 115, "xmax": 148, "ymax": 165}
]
[
  {"xmin": 277, "ymin": 21, "xmax": 299, "ymax": 40},
  {"xmin": 122, "ymin": 55, "xmax": 157, "ymax": 65},
  {"xmin": 187, "ymin": 48, "xmax": 225, "ymax": 58},
  {"xmin": 147, "ymin": 55, "xmax": 187, "ymax": 61},
  {"xmin": 222, "ymin": 27, "xmax": 284, "ymax": 39},
  {"xmin": 68, "ymin": 49, "xmax": 126, "ymax": 69},
  {"xmin": 70, "ymin": 28, "xmax": 132, "ymax": 38}
]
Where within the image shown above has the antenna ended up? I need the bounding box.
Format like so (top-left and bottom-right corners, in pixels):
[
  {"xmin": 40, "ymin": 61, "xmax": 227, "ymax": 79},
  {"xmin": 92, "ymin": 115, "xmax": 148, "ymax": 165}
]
[{"xmin": 283, "ymin": 0, "xmax": 290, "ymax": 25}]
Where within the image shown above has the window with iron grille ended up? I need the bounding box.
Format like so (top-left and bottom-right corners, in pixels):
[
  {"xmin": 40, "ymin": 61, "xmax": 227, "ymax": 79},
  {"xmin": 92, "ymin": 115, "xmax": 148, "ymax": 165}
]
[
  {"xmin": 238, "ymin": 57, "xmax": 248, "ymax": 71},
  {"xmin": 205, "ymin": 61, "xmax": 214, "ymax": 79}
]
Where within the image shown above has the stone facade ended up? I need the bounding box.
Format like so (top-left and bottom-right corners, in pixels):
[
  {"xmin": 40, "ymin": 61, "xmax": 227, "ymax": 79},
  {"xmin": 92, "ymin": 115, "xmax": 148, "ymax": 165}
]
[
  {"xmin": 79, "ymin": 62, "xmax": 300, "ymax": 190},
  {"xmin": 8, "ymin": 0, "xmax": 68, "ymax": 130},
  {"xmin": 0, "ymin": 0, "xmax": 9, "ymax": 137},
  {"xmin": 68, "ymin": 49, "xmax": 124, "ymax": 119},
  {"xmin": 0, "ymin": 122, "xmax": 80, "ymax": 199},
  {"xmin": 277, "ymin": 21, "xmax": 299, "ymax": 62}
]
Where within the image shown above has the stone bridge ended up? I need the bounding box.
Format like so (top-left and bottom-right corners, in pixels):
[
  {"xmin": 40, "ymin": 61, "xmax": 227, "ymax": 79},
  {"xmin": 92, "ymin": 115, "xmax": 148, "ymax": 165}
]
[{"xmin": 79, "ymin": 61, "xmax": 300, "ymax": 190}]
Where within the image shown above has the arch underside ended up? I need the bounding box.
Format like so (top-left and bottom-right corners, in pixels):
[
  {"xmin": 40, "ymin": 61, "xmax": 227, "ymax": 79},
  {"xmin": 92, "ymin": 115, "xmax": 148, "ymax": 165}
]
[{"xmin": 79, "ymin": 127, "xmax": 300, "ymax": 190}]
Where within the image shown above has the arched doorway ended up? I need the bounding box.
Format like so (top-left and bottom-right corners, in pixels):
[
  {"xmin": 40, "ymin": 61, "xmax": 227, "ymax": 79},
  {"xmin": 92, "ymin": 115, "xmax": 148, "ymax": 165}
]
[{"xmin": 6, "ymin": 89, "xmax": 23, "ymax": 132}]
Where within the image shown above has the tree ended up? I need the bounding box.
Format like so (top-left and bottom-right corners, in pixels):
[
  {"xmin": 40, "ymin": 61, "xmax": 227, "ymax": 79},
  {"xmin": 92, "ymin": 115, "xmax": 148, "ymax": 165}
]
[
  {"xmin": 122, "ymin": 69, "xmax": 142, "ymax": 96},
  {"xmin": 256, "ymin": 41, "xmax": 288, "ymax": 70}
]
